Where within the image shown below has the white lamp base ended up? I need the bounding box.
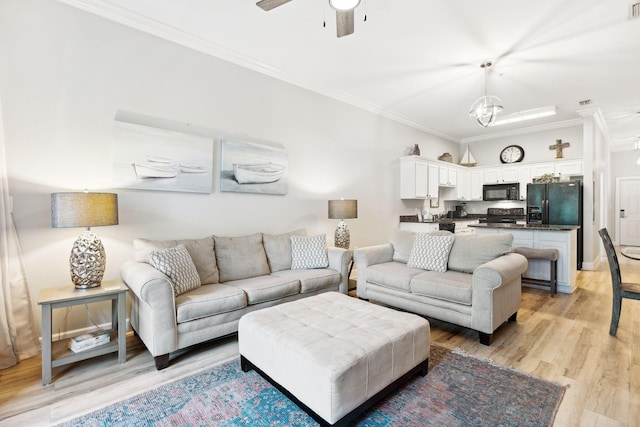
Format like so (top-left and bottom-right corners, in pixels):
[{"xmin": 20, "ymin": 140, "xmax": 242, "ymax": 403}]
[
  {"xmin": 70, "ymin": 230, "xmax": 106, "ymax": 289},
  {"xmin": 334, "ymin": 221, "xmax": 350, "ymax": 250}
]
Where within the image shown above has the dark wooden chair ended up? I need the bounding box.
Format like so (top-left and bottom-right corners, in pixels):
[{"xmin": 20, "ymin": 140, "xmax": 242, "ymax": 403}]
[{"xmin": 598, "ymin": 228, "xmax": 640, "ymax": 336}]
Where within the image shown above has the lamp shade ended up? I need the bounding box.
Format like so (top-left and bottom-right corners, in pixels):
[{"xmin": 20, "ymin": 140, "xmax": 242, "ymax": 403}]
[
  {"xmin": 51, "ymin": 192, "xmax": 118, "ymax": 228},
  {"xmin": 329, "ymin": 0, "xmax": 361, "ymax": 11},
  {"xmin": 328, "ymin": 199, "xmax": 357, "ymax": 220}
]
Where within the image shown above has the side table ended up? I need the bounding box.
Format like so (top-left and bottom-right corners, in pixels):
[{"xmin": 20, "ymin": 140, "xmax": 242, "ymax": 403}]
[{"xmin": 38, "ymin": 280, "xmax": 128, "ymax": 385}]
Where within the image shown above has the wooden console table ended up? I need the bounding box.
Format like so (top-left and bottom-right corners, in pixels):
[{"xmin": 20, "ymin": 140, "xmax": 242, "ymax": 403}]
[{"xmin": 38, "ymin": 280, "xmax": 127, "ymax": 385}]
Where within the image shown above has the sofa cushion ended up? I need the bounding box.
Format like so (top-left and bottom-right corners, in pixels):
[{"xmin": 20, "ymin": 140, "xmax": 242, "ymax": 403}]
[
  {"xmin": 214, "ymin": 233, "xmax": 270, "ymax": 282},
  {"xmin": 390, "ymin": 230, "xmax": 416, "ymax": 263},
  {"xmin": 263, "ymin": 229, "xmax": 307, "ymax": 272},
  {"xmin": 226, "ymin": 275, "xmax": 301, "ymax": 305},
  {"xmin": 271, "ymin": 269, "xmax": 341, "ymax": 294},
  {"xmin": 133, "ymin": 236, "xmax": 219, "ymax": 284},
  {"xmin": 407, "ymin": 234, "xmax": 455, "ymax": 272},
  {"xmin": 365, "ymin": 262, "xmax": 423, "ymax": 292},
  {"xmin": 148, "ymin": 244, "xmax": 201, "ymax": 296},
  {"xmin": 448, "ymin": 234, "xmax": 513, "ymax": 274},
  {"xmin": 410, "ymin": 270, "xmax": 473, "ymax": 305},
  {"xmin": 291, "ymin": 234, "xmax": 329, "ymax": 269},
  {"xmin": 175, "ymin": 284, "xmax": 247, "ymax": 323}
]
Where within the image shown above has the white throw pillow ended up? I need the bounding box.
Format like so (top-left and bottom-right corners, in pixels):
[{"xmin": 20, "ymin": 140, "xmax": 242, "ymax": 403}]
[
  {"xmin": 290, "ymin": 234, "xmax": 329, "ymax": 269},
  {"xmin": 407, "ymin": 233, "xmax": 456, "ymax": 272},
  {"xmin": 149, "ymin": 244, "xmax": 201, "ymax": 296}
]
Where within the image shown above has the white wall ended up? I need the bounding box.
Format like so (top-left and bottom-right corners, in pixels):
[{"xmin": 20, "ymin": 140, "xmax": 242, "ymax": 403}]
[
  {"xmin": 0, "ymin": 0, "xmax": 459, "ymax": 336},
  {"xmin": 463, "ymin": 125, "xmax": 584, "ymax": 166}
]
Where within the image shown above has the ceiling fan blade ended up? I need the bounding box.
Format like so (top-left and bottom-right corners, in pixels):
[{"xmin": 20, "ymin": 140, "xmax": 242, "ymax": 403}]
[
  {"xmin": 256, "ymin": 0, "xmax": 293, "ymax": 11},
  {"xmin": 336, "ymin": 9, "xmax": 355, "ymax": 37}
]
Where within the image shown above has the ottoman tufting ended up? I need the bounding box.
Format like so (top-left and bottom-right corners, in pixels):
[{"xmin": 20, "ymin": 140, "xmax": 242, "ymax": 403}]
[{"xmin": 238, "ymin": 291, "xmax": 431, "ymax": 426}]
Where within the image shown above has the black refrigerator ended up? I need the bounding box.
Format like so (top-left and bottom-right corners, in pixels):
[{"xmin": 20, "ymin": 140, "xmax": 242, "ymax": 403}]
[{"xmin": 526, "ymin": 180, "xmax": 583, "ymax": 270}]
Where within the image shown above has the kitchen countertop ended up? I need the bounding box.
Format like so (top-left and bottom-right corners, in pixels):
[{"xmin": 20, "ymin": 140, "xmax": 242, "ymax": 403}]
[
  {"xmin": 468, "ymin": 223, "xmax": 580, "ymax": 231},
  {"xmin": 399, "ymin": 215, "xmax": 485, "ymax": 223}
]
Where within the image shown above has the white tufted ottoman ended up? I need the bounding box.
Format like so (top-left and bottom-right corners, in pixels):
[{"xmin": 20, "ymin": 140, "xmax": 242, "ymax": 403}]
[{"xmin": 238, "ymin": 291, "xmax": 430, "ymax": 426}]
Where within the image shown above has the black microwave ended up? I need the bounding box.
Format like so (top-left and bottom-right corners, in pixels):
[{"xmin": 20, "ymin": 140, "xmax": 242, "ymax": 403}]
[{"xmin": 483, "ymin": 183, "xmax": 520, "ymax": 201}]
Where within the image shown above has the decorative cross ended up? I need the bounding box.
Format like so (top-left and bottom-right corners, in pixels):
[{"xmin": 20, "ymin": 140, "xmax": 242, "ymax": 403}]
[{"xmin": 549, "ymin": 139, "xmax": 570, "ymax": 158}]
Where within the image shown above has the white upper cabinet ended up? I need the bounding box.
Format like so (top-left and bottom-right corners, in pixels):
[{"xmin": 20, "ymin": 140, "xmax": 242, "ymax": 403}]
[
  {"xmin": 439, "ymin": 166, "xmax": 457, "ymax": 187},
  {"xmin": 456, "ymin": 169, "xmax": 470, "ymax": 200},
  {"xmin": 483, "ymin": 166, "xmax": 519, "ymax": 184},
  {"xmin": 470, "ymin": 170, "xmax": 484, "ymax": 200},
  {"xmin": 530, "ymin": 160, "xmax": 582, "ymax": 178},
  {"xmin": 400, "ymin": 156, "xmax": 438, "ymax": 199}
]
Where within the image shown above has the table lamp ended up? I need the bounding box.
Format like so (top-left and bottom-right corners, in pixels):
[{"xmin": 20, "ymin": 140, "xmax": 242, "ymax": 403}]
[
  {"xmin": 51, "ymin": 192, "xmax": 119, "ymax": 289},
  {"xmin": 328, "ymin": 199, "xmax": 357, "ymax": 249}
]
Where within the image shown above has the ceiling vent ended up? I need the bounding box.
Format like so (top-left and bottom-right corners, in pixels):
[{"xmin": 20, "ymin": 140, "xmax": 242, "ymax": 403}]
[
  {"xmin": 630, "ymin": 2, "xmax": 640, "ymax": 20},
  {"xmin": 578, "ymin": 99, "xmax": 592, "ymax": 106}
]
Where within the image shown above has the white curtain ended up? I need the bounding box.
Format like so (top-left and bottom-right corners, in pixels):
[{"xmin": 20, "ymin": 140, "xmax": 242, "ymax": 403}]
[{"xmin": 0, "ymin": 96, "xmax": 40, "ymax": 369}]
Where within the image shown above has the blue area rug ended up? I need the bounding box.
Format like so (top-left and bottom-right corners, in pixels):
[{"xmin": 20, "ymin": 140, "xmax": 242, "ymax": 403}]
[{"xmin": 58, "ymin": 345, "xmax": 565, "ymax": 426}]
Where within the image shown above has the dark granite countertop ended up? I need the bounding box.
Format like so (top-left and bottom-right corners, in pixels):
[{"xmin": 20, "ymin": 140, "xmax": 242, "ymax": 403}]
[
  {"xmin": 468, "ymin": 223, "xmax": 580, "ymax": 231},
  {"xmin": 399, "ymin": 215, "xmax": 485, "ymax": 223}
]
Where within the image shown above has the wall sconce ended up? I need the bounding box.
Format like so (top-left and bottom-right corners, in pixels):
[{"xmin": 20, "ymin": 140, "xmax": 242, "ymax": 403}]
[
  {"xmin": 51, "ymin": 192, "xmax": 119, "ymax": 289},
  {"xmin": 328, "ymin": 199, "xmax": 357, "ymax": 249}
]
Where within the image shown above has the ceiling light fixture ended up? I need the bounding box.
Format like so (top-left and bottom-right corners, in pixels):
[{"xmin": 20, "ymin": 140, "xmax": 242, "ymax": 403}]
[
  {"xmin": 329, "ymin": 0, "xmax": 361, "ymax": 11},
  {"xmin": 469, "ymin": 61, "xmax": 503, "ymax": 128},
  {"xmin": 492, "ymin": 106, "xmax": 557, "ymax": 126}
]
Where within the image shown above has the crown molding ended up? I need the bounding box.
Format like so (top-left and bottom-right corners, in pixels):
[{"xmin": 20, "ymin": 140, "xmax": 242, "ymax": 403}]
[
  {"xmin": 56, "ymin": 0, "xmax": 459, "ymax": 143},
  {"xmin": 459, "ymin": 118, "xmax": 584, "ymax": 144}
]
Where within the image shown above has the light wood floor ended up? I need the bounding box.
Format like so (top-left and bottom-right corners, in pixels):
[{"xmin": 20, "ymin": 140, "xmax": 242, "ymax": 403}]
[{"xmin": 1, "ymin": 259, "xmax": 639, "ymax": 426}]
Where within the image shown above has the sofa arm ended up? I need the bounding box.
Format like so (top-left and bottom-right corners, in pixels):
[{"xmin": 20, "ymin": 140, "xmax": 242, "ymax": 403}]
[
  {"xmin": 327, "ymin": 247, "xmax": 351, "ymax": 294},
  {"xmin": 120, "ymin": 260, "xmax": 178, "ymax": 356},
  {"xmin": 473, "ymin": 253, "xmax": 528, "ymax": 289},
  {"xmin": 354, "ymin": 244, "xmax": 394, "ymax": 299},
  {"xmin": 471, "ymin": 253, "xmax": 528, "ymax": 334}
]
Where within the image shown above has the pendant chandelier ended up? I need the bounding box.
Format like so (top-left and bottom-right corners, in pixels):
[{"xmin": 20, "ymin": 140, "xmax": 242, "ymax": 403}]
[{"xmin": 469, "ymin": 61, "xmax": 503, "ymax": 128}]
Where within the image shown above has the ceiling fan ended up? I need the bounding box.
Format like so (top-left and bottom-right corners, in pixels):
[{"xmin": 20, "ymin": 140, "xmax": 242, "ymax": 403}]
[{"xmin": 256, "ymin": 0, "xmax": 361, "ymax": 38}]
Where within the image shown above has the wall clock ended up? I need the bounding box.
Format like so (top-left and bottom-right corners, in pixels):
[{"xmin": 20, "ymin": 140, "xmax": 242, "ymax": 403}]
[{"xmin": 500, "ymin": 145, "xmax": 525, "ymax": 164}]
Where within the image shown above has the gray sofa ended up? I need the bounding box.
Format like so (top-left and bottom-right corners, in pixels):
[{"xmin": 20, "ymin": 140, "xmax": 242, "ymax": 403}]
[
  {"xmin": 121, "ymin": 230, "xmax": 351, "ymax": 369},
  {"xmin": 354, "ymin": 230, "xmax": 528, "ymax": 345}
]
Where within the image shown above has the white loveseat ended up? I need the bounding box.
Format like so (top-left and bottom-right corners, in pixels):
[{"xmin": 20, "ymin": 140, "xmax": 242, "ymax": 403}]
[
  {"xmin": 354, "ymin": 230, "xmax": 528, "ymax": 345},
  {"xmin": 121, "ymin": 230, "xmax": 351, "ymax": 369}
]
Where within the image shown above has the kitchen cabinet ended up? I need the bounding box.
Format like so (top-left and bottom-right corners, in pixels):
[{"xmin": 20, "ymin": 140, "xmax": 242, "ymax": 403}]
[
  {"xmin": 518, "ymin": 166, "xmax": 531, "ymax": 200},
  {"xmin": 470, "ymin": 170, "xmax": 484, "ymax": 200},
  {"xmin": 473, "ymin": 227, "xmax": 577, "ymax": 293},
  {"xmin": 483, "ymin": 166, "xmax": 519, "ymax": 184},
  {"xmin": 399, "ymin": 222, "xmax": 440, "ymax": 233},
  {"xmin": 531, "ymin": 160, "xmax": 582, "ymax": 179},
  {"xmin": 400, "ymin": 156, "xmax": 438, "ymax": 199},
  {"xmin": 439, "ymin": 166, "xmax": 457, "ymax": 187},
  {"xmin": 455, "ymin": 169, "xmax": 470, "ymax": 200}
]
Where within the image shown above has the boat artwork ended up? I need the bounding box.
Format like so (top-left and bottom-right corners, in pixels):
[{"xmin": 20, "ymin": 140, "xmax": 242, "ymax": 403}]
[
  {"xmin": 233, "ymin": 162, "xmax": 286, "ymax": 184},
  {"xmin": 133, "ymin": 155, "xmax": 208, "ymax": 179}
]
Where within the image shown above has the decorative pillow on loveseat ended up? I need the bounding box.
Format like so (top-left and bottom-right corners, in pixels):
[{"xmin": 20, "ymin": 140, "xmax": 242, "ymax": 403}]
[
  {"xmin": 290, "ymin": 234, "xmax": 329, "ymax": 269},
  {"xmin": 447, "ymin": 233, "xmax": 513, "ymax": 273},
  {"xmin": 149, "ymin": 244, "xmax": 201, "ymax": 296},
  {"xmin": 407, "ymin": 233, "xmax": 455, "ymax": 272}
]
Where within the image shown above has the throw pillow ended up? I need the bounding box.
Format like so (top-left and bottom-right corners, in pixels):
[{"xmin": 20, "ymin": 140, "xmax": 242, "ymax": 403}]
[
  {"xmin": 149, "ymin": 244, "xmax": 201, "ymax": 296},
  {"xmin": 448, "ymin": 233, "xmax": 513, "ymax": 273},
  {"xmin": 290, "ymin": 234, "xmax": 329, "ymax": 269},
  {"xmin": 263, "ymin": 229, "xmax": 307, "ymax": 272},
  {"xmin": 407, "ymin": 233, "xmax": 456, "ymax": 272}
]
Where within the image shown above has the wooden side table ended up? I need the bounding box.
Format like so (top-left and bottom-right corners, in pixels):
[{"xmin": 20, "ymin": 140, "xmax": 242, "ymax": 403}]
[{"xmin": 38, "ymin": 280, "xmax": 128, "ymax": 385}]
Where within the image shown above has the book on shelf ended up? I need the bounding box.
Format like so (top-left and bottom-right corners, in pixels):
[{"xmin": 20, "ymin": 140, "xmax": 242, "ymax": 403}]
[{"xmin": 69, "ymin": 330, "xmax": 110, "ymax": 353}]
